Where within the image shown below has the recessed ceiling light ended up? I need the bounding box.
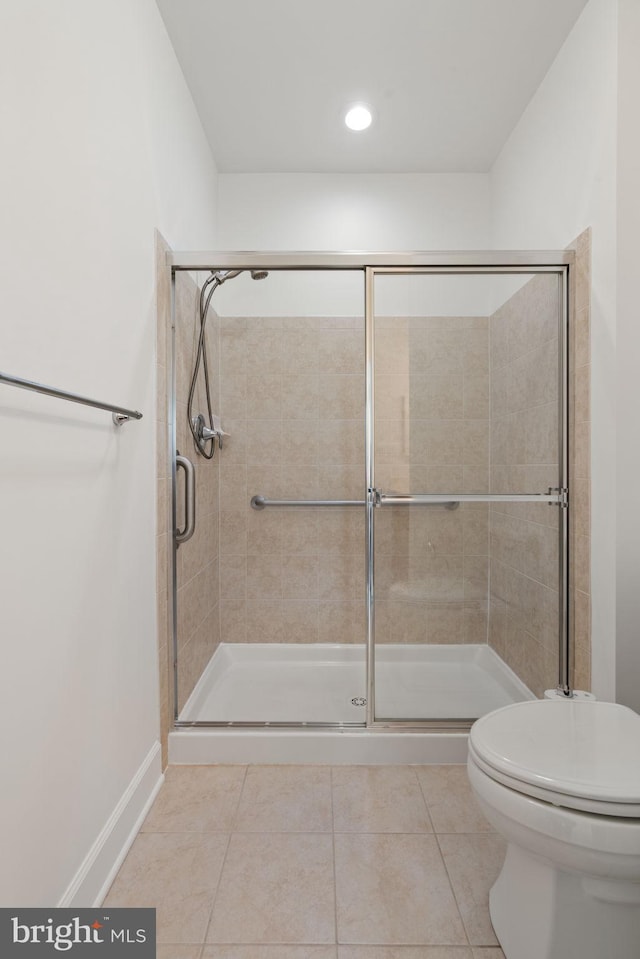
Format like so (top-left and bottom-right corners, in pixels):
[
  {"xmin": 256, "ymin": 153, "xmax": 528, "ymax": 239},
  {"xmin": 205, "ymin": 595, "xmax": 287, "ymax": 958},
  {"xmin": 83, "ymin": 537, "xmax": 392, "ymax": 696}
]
[{"xmin": 345, "ymin": 104, "xmax": 373, "ymax": 131}]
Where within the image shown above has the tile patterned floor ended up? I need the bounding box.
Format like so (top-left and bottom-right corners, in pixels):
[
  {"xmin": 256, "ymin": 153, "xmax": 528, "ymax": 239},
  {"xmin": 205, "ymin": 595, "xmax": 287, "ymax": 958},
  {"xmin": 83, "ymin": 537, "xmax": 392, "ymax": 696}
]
[{"xmin": 103, "ymin": 764, "xmax": 506, "ymax": 959}]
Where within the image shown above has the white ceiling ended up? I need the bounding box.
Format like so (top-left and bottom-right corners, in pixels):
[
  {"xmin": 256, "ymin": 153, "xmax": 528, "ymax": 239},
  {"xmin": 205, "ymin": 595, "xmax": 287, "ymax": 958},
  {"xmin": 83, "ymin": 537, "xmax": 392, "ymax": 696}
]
[{"xmin": 156, "ymin": 0, "xmax": 588, "ymax": 174}]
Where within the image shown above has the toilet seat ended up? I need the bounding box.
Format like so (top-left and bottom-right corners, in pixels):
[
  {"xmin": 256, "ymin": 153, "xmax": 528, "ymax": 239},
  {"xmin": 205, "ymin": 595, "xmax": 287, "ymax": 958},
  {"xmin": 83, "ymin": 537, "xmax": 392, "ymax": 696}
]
[{"xmin": 469, "ymin": 699, "xmax": 640, "ymax": 818}]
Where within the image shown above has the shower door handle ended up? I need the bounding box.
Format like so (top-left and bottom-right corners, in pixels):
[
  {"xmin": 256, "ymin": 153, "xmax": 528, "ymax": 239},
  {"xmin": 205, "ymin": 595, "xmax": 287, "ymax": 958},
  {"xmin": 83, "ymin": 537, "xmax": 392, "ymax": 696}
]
[{"xmin": 175, "ymin": 454, "xmax": 196, "ymax": 545}]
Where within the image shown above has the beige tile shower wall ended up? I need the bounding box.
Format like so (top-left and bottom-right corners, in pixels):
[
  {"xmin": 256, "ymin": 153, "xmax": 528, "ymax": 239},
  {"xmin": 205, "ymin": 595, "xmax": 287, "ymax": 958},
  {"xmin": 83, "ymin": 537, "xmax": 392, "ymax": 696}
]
[
  {"xmin": 374, "ymin": 317, "xmax": 490, "ymax": 644},
  {"xmin": 569, "ymin": 229, "xmax": 591, "ymax": 691},
  {"xmin": 217, "ymin": 316, "xmax": 366, "ymax": 645},
  {"xmin": 217, "ymin": 314, "xmax": 491, "ymax": 648},
  {"xmin": 215, "ymin": 314, "xmax": 491, "ymax": 649},
  {"xmin": 174, "ymin": 272, "xmax": 221, "ymax": 712},
  {"xmin": 488, "ymin": 274, "xmax": 562, "ymax": 696}
]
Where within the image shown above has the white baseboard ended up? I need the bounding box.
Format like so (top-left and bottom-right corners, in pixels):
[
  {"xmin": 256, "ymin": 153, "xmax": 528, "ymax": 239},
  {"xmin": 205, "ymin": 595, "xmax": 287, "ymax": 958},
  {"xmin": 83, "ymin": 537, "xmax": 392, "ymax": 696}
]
[{"xmin": 58, "ymin": 740, "xmax": 164, "ymax": 907}]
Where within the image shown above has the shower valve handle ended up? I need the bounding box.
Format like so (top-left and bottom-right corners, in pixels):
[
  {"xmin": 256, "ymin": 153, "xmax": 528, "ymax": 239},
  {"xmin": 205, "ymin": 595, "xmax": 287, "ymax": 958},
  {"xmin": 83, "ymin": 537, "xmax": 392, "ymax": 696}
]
[{"xmin": 192, "ymin": 413, "xmax": 224, "ymax": 451}]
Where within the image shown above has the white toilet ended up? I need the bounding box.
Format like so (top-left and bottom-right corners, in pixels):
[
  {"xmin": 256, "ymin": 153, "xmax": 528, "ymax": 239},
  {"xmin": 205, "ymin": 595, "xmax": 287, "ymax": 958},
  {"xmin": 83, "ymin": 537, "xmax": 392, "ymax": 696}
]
[{"xmin": 467, "ymin": 699, "xmax": 640, "ymax": 959}]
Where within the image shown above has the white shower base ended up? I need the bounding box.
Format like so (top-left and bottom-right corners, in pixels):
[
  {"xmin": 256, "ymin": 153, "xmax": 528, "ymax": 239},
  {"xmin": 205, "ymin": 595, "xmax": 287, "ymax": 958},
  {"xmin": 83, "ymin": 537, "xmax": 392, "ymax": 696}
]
[{"xmin": 169, "ymin": 643, "xmax": 534, "ymax": 765}]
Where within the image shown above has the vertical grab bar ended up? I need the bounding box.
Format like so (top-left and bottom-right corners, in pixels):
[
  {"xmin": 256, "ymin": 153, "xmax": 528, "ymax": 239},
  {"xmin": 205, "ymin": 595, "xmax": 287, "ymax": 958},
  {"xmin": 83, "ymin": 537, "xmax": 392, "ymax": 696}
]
[{"xmin": 175, "ymin": 455, "xmax": 196, "ymax": 545}]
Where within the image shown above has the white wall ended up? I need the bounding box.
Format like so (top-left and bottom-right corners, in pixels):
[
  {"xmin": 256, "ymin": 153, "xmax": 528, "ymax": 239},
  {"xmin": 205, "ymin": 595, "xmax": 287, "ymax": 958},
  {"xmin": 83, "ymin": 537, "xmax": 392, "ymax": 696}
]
[
  {"xmin": 215, "ymin": 172, "xmax": 490, "ymax": 315},
  {"xmin": 615, "ymin": 0, "xmax": 640, "ymax": 712},
  {"xmin": 490, "ymin": 0, "xmax": 618, "ymax": 701},
  {"xmin": 0, "ymin": 0, "xmax": 217, "ymax": 905},
  {"xmin": 217, "ymin": 173, "xmax": 490, "ymax": 251}
]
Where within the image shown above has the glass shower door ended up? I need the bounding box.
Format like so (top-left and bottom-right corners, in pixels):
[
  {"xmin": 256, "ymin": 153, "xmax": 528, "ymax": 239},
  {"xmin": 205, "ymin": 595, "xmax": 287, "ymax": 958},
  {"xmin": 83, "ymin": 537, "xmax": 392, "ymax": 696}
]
[
  {"xmin": 172, "ymin": 265, "xmax": 370, "ymax": 725},
  {"xmin": 366, "ymin": 268, "xmax": 568, "ymax": 724}
]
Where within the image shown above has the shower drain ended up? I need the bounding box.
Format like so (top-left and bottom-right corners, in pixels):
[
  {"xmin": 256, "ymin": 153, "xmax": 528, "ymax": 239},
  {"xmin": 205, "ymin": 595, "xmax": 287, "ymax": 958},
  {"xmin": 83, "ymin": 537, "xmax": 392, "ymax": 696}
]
[{"xmin": 351, "ymin": 697, "xmax": 367, "ymax": 707}]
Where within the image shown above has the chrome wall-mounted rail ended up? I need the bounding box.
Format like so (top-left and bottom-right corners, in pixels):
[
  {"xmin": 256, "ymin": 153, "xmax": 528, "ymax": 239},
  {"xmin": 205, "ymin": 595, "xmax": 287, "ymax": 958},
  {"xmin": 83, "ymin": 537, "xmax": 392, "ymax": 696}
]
[
  {"xmin": 0, "ymin": 370, "xmax": 143, "ymax": 425},
  {"xmin": 251, "ymin": 495, "xmax": 363, "ymax": 510},
  {"xmin": 250, "ymin": 494, "xmax": 460, "ymax": 510}
]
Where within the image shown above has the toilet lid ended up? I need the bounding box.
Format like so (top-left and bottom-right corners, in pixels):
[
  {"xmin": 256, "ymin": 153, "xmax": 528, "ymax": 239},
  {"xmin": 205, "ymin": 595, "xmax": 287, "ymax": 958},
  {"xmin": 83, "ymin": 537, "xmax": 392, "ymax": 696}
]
[{"xmin": 470, "ymin": 700, "xmax": 640, "ymax": 807}]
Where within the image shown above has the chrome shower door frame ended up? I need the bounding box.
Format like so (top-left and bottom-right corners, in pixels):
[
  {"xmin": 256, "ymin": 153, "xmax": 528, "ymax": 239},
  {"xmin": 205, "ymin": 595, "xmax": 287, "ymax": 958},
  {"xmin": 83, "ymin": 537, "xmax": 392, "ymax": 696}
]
[{"xmin": 169, "ymin": 251, "xmax": 572, "ymax": 731}]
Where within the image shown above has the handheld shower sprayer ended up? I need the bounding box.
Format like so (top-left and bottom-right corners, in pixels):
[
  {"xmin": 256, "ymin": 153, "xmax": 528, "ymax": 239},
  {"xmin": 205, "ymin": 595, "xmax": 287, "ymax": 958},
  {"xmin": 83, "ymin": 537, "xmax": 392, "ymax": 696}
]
[
  {"xmin": 212, "ymin": 269, "xmax": 268, "ymax": 285},
  {"xmin": 187, "ymin": 268, "xmax": 269, "ymax": 457}
]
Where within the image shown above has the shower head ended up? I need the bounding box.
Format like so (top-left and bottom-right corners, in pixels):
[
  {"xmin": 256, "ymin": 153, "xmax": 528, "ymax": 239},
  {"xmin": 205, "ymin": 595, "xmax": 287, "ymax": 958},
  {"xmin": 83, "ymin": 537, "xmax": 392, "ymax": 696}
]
[
  {"xmin": 211, "ymin": 268, "xmax": 269, "ymax": 285},
  {"xmin": 211, "ymin": 269, "xmax": 242, "ymax": 285}
]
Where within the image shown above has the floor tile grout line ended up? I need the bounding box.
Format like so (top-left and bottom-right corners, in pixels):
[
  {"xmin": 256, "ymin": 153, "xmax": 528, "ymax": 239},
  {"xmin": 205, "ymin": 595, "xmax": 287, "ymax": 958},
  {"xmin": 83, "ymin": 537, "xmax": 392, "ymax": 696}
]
[
  {"xmin": 229, "ymin": 764, "xmax": 250, "ymax": 831},
  {"xmin": 434, "ymin": 831, "xmax": 473, "ymax": 950},
  {"xmin": 187, "ymin": 939, "xmax": 479, "ymax": 951},
  {"xmin": 195, "ymin": 940, "xmax": 340, "ymax": 950},
  {"xmin": 412, "ymin": 765, "xmax": 437, "ymax": 833},
  {"xmin": 198, "ymin": 831, "xmax": 232, "ymax": 950},
  {"xmin": 200, "ymin": 765, "xmax": 249, "ymax": 949},
  {"xmin": 330, "ymin": 766, "xmax": 340, "ymax": 947},
  {"xmin": 139, "ymin": 825, "xmax": 500, "ymax": 836},
  {"xmin": 139, "ymin": 825, "xmax": 492, "ymax": 835}
]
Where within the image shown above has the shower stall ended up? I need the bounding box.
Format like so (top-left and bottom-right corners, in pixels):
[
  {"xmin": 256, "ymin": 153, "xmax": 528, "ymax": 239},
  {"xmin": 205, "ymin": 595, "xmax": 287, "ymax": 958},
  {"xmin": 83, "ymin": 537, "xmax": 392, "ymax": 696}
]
[{"xmin": 166, "ymin": 252, "xmax": 571, "ymax": 759}]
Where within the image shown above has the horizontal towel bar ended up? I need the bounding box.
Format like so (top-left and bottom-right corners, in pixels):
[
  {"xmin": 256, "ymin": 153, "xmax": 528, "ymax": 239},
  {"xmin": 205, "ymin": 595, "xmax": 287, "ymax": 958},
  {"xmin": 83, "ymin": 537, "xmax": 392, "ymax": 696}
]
[
  {"xmin": 0, "ymin": 370, "xmax": 143, "ymax": 424},
  {"xmin": 250, "ymin": 495, "xmax": 459, "ymax": 510},
  {"xmin": 251, "ymin": 495, "xmax": 363, "ymax": 510}
]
